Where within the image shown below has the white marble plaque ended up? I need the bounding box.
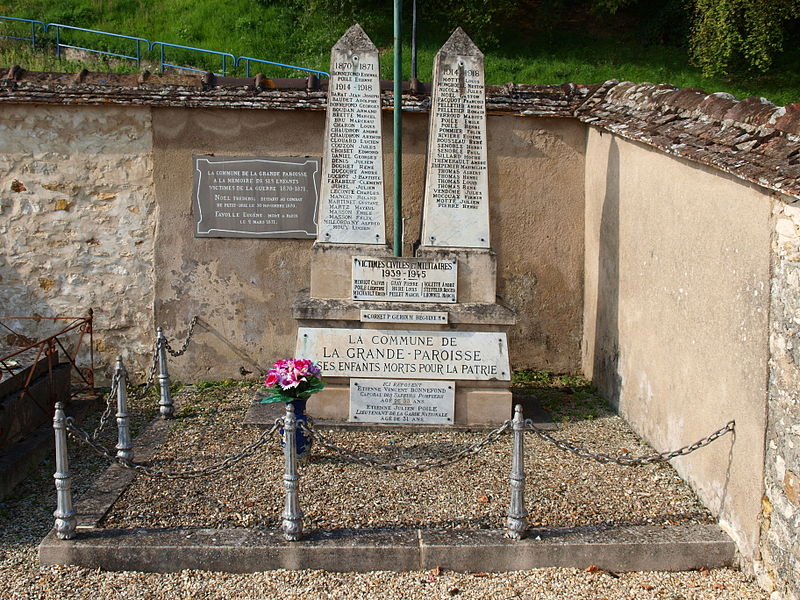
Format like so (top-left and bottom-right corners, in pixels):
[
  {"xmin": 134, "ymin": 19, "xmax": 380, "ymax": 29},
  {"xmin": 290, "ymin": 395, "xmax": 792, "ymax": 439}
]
[
  {"xmin": 360, "ymin": 310, "xmax": 448, "ymax": 324},
  {"xmin": 421, "ymin": 28, "xmax": 490, "ymax": 249},
  {"xmin": 317, "ymin": 25, "xmax": 385, "ymax": 244},
  {"xmin": 349, "ymin": 379, "xmax": 455, "ymax": 424},
  {"xmin": 351, "ymin": 256, "xmax": 457, "ymax": 303},
  {"xmin": 296, "ymin": 327, "xmax": 510, "ymax": 380}
]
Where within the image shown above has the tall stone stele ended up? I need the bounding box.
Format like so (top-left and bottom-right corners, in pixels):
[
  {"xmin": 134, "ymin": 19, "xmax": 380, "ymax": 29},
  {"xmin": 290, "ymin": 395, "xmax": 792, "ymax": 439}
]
[
  {"xmin": 417, "ymin": 28, "xmax": 496, "ymax": 303},
  {"xmin": 311, "ymin": 24, "xmax": 390, "ymax": 299}
]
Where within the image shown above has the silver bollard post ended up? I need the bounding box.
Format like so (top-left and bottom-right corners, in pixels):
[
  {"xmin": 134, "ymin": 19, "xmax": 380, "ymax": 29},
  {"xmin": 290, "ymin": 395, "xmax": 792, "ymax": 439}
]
[
  {"xmin": 282, "ymin": 403, "xmax": 303, "ymax": 541},
  {"xmin": 507, "ymin": 404, "xmax": 529, "ymax": 540},
  {"xmin": 157, "ymin": 327, "xmax": 173, "ymax": 419},
  {"xmin": 52, "ymin": 402, "xmax": 77, "ymax": 540},
  {"xmin": 115, "ymin": 356, "xmax": 134, "ymax": 462}
]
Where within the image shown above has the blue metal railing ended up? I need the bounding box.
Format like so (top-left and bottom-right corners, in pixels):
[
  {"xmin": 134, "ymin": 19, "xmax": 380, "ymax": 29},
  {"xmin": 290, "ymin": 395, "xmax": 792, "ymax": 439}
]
[
  {"xmin": 150, "ymin": 41, "xmax": 236, "ymax": 77},
  {"xmin": 237, "ymin": 56, "xmax": 328, "ymax": 78},
  {"xmin": 45, "ymin": 23, "xmax": 148, "ymax": 65},
  {"xmin": 0, "ymin": 16, "xmax": 45, "ymax": 48},
  {"xmin": 0, "ymin": 15, "xmax": 328, "ymax": 78}
]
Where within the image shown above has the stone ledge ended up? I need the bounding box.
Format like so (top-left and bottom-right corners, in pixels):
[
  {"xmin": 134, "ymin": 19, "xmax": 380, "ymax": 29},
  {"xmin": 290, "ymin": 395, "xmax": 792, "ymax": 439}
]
[
  {"xmin": 293, "ymin": 292, "xmax": 516, "ymax": 326},
  {"xmin": 38, "ymin": 524, "xmax": 736, "ymax": 573}
]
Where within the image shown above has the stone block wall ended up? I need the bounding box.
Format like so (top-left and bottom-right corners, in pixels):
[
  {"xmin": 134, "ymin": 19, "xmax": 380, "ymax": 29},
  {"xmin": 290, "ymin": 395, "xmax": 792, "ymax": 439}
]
[
  {"xmin": 760, "ymin": 199, "xmax": 800, "ymax": 600},
  {"xmin": 0, "ymin": 105, "xmax": 156, "ymax": 380}
]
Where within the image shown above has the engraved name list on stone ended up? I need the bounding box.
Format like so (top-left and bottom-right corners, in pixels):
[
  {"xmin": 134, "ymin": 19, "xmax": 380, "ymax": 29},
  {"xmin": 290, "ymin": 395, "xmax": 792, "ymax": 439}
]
[
  {"xmin": 194, "ymin": 156, "xmax": 320, "ymax": 238},
  {"xmin": 296, "ymin": 328, "xmax": 511, "ymax": 380},
  {"xmin": 351, "ymin": 256, "xmax": 457, "ymax": 303},
  {"xmin": 350, "ymin": 379, "xmax": 455, "ymax": 425},
  {"xmin": 317, "ymin": 25, "xmax": 385, "ymax": 244},
  {"xmin": 360, "ymin": 310, "xmax": 448, "ymax": 324},
  {"xmin": 421, "ymin": 28, "xmax": 490, "ymax": 249}
]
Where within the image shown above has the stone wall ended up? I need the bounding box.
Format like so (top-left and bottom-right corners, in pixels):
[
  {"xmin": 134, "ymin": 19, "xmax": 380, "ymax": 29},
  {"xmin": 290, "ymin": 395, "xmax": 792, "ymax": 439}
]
[
  {"xmin": 759, "ymin": 199, "xmax": 800, "ymax": 600},
  {"xmin": 0, "ymin": 105, "xmax": 156, "ymax": 380}
]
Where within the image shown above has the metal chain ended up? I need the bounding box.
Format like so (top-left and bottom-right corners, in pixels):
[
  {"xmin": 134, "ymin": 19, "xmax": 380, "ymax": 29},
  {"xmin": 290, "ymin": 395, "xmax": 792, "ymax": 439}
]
[
  {"xmin": 163, "ymin": 316, "xmax": 199, "ymax": 357},
  {"xmin": 90, "ymin": 370, "xmax": 121, "ymax": 441},
  {"xmin": 525, "ymin": 419, "xmax": 735, "ymax": 466},
  {"xmin": 123, "ymin": 341, "xmax": 160, "ymax": 401},
  {"xmin": 300, "ymin": 420, "xmax": 512, "ymax": 472},
  {"xmin": 65, "ymin": 417, "xmax": 281, "ymax": 479}
]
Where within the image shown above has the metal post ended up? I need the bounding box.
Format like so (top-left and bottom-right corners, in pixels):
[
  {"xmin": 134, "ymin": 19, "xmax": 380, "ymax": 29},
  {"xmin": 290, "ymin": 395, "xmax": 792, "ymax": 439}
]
[
  {"xmin": 52, "ymin": 402, "xmax": 77, "ymax": 540},
  {"xmin": 507, "ymin": 404, "xmax": 529, "ymax": 539},
  {"xmin": 410, "ymin": 0, "xmax": 419, "ymax": 90},
  {"xmin": 393, "ymin": 0, "xmax": 403, "ymax": 257},
  {"xmin": 157, "ymin": 328, "xmax": 173, "ymax": 418},
  {"xmin": 115, "ymin": 356, "xmax": 133, "ymax": 462},
  {"xmin": 282, "ymin": 403, "xmax": 303, "ymax": 541}
]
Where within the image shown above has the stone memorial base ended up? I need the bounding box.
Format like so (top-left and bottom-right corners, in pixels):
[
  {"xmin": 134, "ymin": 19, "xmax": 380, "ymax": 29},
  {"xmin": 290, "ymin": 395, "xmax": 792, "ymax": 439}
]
[
  {"xmin": 310, "ymin": 242, "xmax": 392, "ymax": 299},
  {"xmin": 415, "ymin": 246, "xmax": 497, "ymax": 303}
]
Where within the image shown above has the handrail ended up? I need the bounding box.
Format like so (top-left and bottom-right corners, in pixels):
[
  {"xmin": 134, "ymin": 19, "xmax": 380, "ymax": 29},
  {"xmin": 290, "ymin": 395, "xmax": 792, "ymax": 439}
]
[
  {"xmin": 237, "ymin": 56, "xmax": 329, "ymax": 78},
  {"xmin": 0, "ymin": 15, "xmax": 329, "ymax": 78},
  {"xmin": 44, "ymin": 23, "xmax": 148, "ymax": 64},
  {"xmin": 0, "ymin": 16, "xmax": 45, "ymax": 48},
  {"xmin": 149, "ymin": 41, "xmax": 235, "ymax": 77}
]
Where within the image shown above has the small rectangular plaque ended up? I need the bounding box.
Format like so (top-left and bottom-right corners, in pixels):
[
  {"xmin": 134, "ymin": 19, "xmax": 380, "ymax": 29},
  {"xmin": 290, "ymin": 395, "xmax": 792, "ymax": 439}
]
[
  {"xmin": 296, "ymin": 327, "xmax": 511, "ymax": 381},
  {"xmin": 349, "ymin": 379, "xmax": 455, "ymax": 424},
  {"xmin": 360, "ymin": 310, "xmax": 448, "ymax": 324},
  {"xmin": 351, "ymin": 256, "xmax": 457, "ymax": 303},
  {"xmin": 194, "ymin": 155, "xmax": 320, "ymax": 238}
]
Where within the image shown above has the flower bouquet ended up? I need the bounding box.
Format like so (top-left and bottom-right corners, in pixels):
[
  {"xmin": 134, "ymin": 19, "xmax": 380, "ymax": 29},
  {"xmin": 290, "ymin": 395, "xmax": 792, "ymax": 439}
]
[
  {"xmin": 259, "ymin": 358, "xmax": 325, "ymax": 403},
  {"xmin": 259, "ymin": 359, "xmax": 324, "ymax": 458}
]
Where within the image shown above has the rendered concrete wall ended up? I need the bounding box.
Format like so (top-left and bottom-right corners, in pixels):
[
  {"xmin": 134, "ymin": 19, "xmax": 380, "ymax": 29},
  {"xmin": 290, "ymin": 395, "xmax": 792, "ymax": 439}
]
[
  {"xmin": 151, "ymin": 109, "xmax": 585, "ymax": 381},
  {"xmin": 0, "ymin": 105, "xmax": 156, "ymax": 379},
  {"xmin": 583, "ymin": 128, "xmax": 771, "ymax": 561}
]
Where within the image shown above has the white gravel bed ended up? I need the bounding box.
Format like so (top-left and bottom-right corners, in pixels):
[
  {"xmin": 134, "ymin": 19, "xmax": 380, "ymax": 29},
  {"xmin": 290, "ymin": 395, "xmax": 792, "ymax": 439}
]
[
  {"xmin": 102, "ymin": 387, "xmax": 712, "ymax": 531},
  {"xmin": 0, "ymin": 384, "xmax": 768, "ymax": 599}
]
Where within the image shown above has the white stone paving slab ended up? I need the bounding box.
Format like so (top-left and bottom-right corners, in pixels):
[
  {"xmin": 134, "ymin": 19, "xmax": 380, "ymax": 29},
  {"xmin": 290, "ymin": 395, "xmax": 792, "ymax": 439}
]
[
  {"xmin": 296, "ymin": 327, "xmax": 511, "ymax": 380},
  {"xmin": 317, "ymin": 25, "xmax": 385, "ymax": 244},
  {"xmin": 349, "ymin": 379, "xmax": 455, "ymax": 424}
]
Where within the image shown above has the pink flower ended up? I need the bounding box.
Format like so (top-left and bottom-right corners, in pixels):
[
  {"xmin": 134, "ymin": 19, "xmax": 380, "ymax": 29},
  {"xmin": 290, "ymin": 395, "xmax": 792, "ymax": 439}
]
[{"xmin": 265, "ymin": 372, "xmax": 278, "ymax": 386}]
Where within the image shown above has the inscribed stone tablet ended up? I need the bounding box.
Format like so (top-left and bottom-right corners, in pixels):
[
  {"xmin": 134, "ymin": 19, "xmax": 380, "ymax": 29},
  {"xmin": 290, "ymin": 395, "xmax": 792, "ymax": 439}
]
[
  {"xmin": 194, "ymin": 156, "xmax": 320, "ymax": 238},
  {"xmin": 350, "ymin": 379, "xmax": 455, "ymax": 424},
  {"xmin": 360, "ymin": 310, "xmax": 448, "ymax": 324},
  {"xmin": 421, "ymin": 28, "xmax": 490, "ymax": 248},
  {"xmin": 317, "ymin": 25, "xmax": 385, "ymax": 244},
  {"xmin": 351, "ymin": 256, "xmax": 457, "ymax": 303},
  {"xmin": 296, "ymin": 327, "xmax": 511, "ymax": 381}
]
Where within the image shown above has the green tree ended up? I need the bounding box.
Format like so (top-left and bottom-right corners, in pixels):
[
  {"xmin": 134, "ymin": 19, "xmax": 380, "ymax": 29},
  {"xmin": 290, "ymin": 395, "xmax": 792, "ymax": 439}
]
[{"xmin": 689, "ymin": 0, "xmax": 800, "ymax": 76}]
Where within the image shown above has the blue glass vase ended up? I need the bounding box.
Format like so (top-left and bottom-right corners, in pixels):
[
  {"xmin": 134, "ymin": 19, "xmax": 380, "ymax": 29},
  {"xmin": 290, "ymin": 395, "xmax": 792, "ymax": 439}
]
[{"xmin": 280, "ymin": 398, "xmax": 312, "ymax": 458}]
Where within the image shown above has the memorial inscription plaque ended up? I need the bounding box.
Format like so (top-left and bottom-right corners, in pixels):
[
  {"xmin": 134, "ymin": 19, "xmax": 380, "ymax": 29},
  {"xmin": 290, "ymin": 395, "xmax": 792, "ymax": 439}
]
[
  {"xmin": 194, "ymin": 156, "xmax": 320, "ymax": 238},
  {"xmin": 421, "ymin": 28, "xmax": 490, "ymax": 249},
  {"xmin": 317, "ymin": 25, "xmax": 385, "ymax": 244},
  {"xmin": 352, "ymin": 256, "xmax": 457, "ymax": 302},
  {"xmin": 349, "ymin": 379, "xmax": 455, "ymax": 424},
  {"xmin": 296, "ymin": 327, "xmax": 511, "ymax": 380},
  {"xmin": 360, "ymin": 310, "xmax": 448, "ymax": 324}
]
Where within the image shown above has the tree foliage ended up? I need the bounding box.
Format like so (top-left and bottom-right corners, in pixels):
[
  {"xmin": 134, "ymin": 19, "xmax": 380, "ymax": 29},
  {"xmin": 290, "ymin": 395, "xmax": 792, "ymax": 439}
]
[{"xmin": 689, "ymin": 0, "xmax": 800, "ymax": 76}]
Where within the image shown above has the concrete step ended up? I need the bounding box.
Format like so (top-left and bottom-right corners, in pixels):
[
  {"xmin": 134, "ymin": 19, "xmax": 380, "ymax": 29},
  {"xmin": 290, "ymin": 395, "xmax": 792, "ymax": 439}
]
[{"xmin": 38, "ymin": 523, "xmax": 736, "ymax": 573}]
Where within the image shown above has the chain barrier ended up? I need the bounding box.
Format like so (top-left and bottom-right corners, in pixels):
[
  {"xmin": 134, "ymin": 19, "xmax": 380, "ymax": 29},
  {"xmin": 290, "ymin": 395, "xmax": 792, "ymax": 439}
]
[
  {"xmin": 162, "ymin": 316, "xmax": 199, "ymax": 357},
  {"xmin": 89, "ymin": 369, "xmax": 121, "ymax": 441},
  {"xmin": 65, "ymin": 417, "xmax": 282, "ymax": 479},
  {"xmin": 299, "ymin": 420, "xmax": 512, "ymax": 472},
  {"xmin": 525, "ymin": 419, "xmax": 735, "ymax": 466}
]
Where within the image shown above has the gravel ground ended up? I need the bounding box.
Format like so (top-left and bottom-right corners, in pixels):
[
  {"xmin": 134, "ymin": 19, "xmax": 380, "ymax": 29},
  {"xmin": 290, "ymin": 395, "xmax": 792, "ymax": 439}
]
[{"xmin": 0, "ymin": 382, "xmax": 768, "ymax": 599}]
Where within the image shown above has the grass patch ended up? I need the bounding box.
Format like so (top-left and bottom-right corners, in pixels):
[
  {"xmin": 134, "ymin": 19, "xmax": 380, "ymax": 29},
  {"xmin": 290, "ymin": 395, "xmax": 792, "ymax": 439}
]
[
  {"xmin": 0, "ymin": 3, "xmax": 798, "ymax": 104},
  {"xmin": 512, "ymin": 369, "xmax": 612, "ymax": 423}
]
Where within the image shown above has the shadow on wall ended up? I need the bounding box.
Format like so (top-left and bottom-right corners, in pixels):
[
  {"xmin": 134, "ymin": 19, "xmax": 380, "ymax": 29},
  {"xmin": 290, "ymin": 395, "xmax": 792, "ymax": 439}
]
[{"xmin": 593, "ymin": 138, "xmax": 622, "ymax": 405}]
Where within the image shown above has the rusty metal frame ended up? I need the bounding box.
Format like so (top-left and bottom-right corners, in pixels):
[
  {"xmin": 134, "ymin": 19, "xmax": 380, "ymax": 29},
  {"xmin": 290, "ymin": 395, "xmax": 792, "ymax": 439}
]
[{"xmin": 0, "ymin": 309, "xmax": 94, "ymax": 410}]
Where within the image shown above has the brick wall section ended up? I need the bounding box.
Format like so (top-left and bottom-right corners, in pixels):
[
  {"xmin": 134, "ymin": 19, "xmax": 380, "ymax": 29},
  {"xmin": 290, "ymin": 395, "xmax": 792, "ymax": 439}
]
[
  {"xmin": 760, "ymin": 199, "xmax": 800, "ymax": 600},
  {"xmin": 0, "ymin": 105, "xmax": 155, "ymax": 380}
]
